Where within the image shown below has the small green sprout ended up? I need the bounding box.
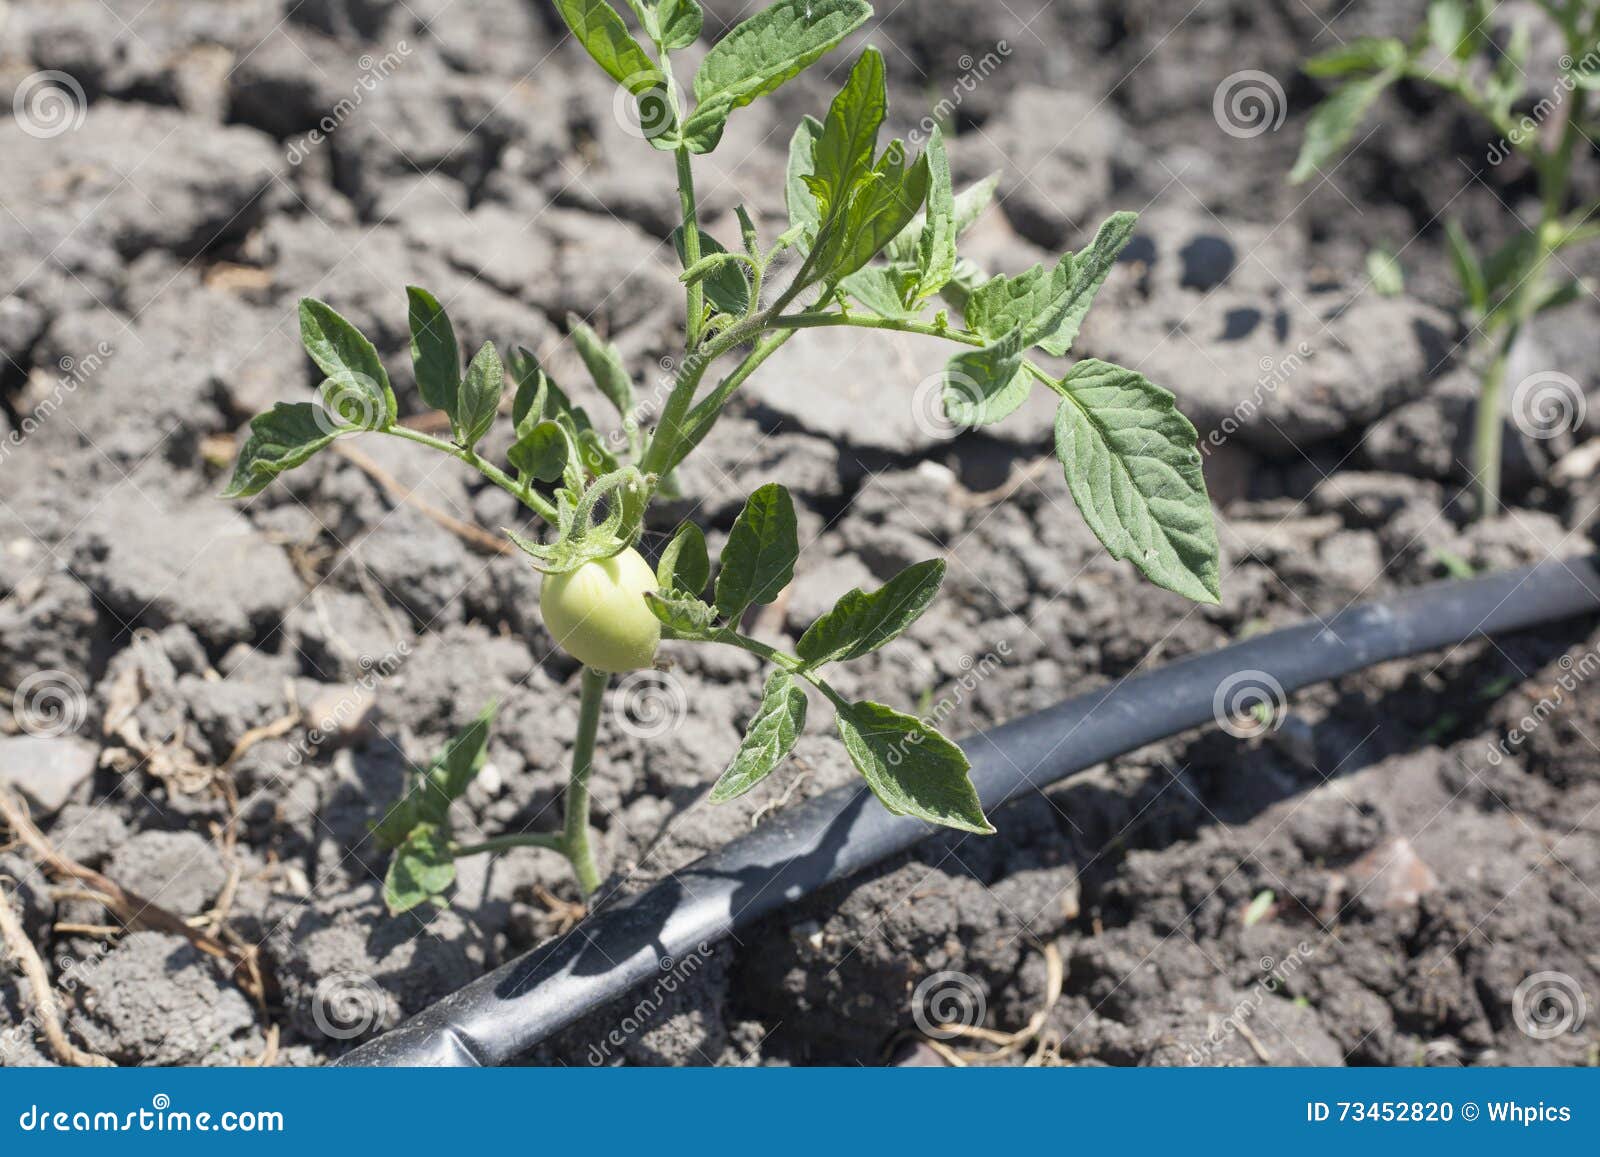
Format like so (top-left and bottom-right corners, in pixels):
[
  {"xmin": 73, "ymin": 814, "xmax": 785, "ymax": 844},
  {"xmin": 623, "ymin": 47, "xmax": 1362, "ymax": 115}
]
[{"xmin": 1289, "ymin": 0, "xmax": 1600, "ymax": 518}]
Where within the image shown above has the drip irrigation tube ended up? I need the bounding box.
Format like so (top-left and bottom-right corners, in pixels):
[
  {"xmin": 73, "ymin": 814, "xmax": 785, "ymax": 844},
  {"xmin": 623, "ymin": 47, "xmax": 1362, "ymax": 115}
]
[{"xmin": 342, "ymin": 555, "xmax": 1600, "ymax": 1067}]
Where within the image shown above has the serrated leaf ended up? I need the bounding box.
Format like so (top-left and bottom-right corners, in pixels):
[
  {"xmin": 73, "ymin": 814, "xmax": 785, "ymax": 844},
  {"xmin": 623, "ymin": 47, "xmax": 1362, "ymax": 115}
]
[
  {"xmin": 796, "ymin": 559, "xmax": 944, "ymax": 666},
  {"xmin": 384, "ymin": 824, "xmax": 457, "ymax": 916},
  {"xmin": 683, "ymin": 0, "xmax": 871, "ymax": 153},
  {"xmin": 1289, "ymin": 73, "xmax": 1393, "ymax": 184},
  {"xmin": 715, "ymin": 482, "xmax": 798, "ymax": 619},
  {"xmin": 657, "ymin": 521, "xmax": 710, "ymax": 597},
  {"xmin": 567, "ymin": 316, "xmax": 635, "ymax": 420},
  {"xmin": 912, "ymin": 126, "xmax": 956, "ymax": 302},
  {"xmin": 1303, "ymin": 37, "xmax": 1406, "ymax": 78},
  {"xmin": 222, "ymin": 402, "xmax": 340, "ymax": 498},
  {"xmin": 709, "ymin": 670, "xmax": 807, "ymax": 802},
  {"xmin": 455, "ymin": 341, "xmax": 504, "ymax": 449},
  {"xmin": 835, "ymin": 699, "xmax": 991, "ymax": 834},
  {"xmin": 553, "ymin": 0, "xmax": 663, "ymax": 92},
  {"xmin": 406, "ymin": 286, "xmax": 460, "ymax": 419},
  {"xmin": 1053, "ymin": 359, "xmax": 1220, "ymax": 604},
  {"xmin": 942, "ymin": 327, "xmax": 1029, "ymax": 427},
  {"xmin": 298, "ymin": 297, "xmax": 395, "ymax": 427},
  {"xmin": 1031, "ymin": 211, "xmax": 1137, "ymax": 356},
  {"xmin": 963, "ymin": 263, "xmax": 1052, "ymax": 341},
  {"xmin": 672, "ymin": 227, "xmax": 750, "ymax": 315},
  {"xmin": 644, "ymin": 590, "xmax": 718, "ymax": 635},
  {"xmin": 508, "ymin": 420, "xmax": 569, "ymax": 483},
  {"xmin": 784, "ymin": 115, "xmax": 825, "ymax": 243}
]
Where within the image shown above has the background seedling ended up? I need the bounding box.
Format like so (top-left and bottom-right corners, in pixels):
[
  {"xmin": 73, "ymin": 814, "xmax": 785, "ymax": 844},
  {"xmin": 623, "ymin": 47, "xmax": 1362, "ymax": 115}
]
[
  {"xmin": 1289, "ymin": 0, "xmax": 1600, "ymax": 518},
  {"xmin": 225, "ymin": 0, "xmax": 1220, "ymax": 912}
]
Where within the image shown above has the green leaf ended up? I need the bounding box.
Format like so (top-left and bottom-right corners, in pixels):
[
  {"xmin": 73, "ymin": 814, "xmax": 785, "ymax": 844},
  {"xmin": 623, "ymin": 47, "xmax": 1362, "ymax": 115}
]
[
  {"xmin": 508, "ymin": 420, "xmax": 570, "ymax": 483},
  {"xmin": 683, "ymin": 0, "xmax": 871, "ymax": 153},
  {"xmin": 658, "ymin": 0, "xmax": 704, "ymax": 50},
  {"xmin": 672, "ymin": 227, "xmax": 750, "ymax": 315},
  {"xmin": 1289, "ymin": 73, "xmax": 1393, "ymax": 184},
  {"xmin": 840, "ymin": 266, "xmax": 920, "ymax": 319},
  {"xmin": 715, "ymin": 482, "xmax": 798, "ymax": 619},
  {"xmin": 1444, "ymin": 219, "xmax": 1487, "ymax": 313},
  {"xmin": 553, "ymin": 0, "xmax": 663, "ymax": 92},
  {"xmin": 784, "ymin": 115, "xmax": 825, "ymax": 243},
  {"xmin": 912, "ymin": 126, "xmax": 956, "ymax": 302},
  {"xmin": 885, "ymin": 172, "xmax": 999, "ymax": 265},
  {"xmin": 406, "ymin": 286, "xmax": 460, "ymax": 419},
  {"xmin": 567, "ymin": 315, "xmax": 635, "ymax": 420},
  {"xmin": 816, "ymin": 143, "xmax": 930, "ymax": 282},
  {"xmin": 942, "ymin": 327, "xmax": 1029, "ymax": 427},
  {"xmin": 440, "ymin": 703, "xmax": 496, "ymax": 799},
  {"xmin": 810, "ymin": 47, "xmax": 887, "ymax": 215},
  {"xmin": 1427, "ymin": 2, "xmax": 1473, "ymax": 61},
  {"xmin": 963, "ymin": 263, "xmax": 1052, "ymax": 341},
  {"xmin": 384, "ymin": 824, "xmax": 457, "ymax": 916},
  {"xmin": 644, "ymin": 590, "xmax": 718, "ymax": 635},
  {"xmin": 1031, "ymin": 211, "xmax": 1137, "ymax": 356},
  {"xmin": 455, "ymin": 341, "xmax": 504, "ymax": 450},
  {"xmin": 1303, "ymin": 37, "xmax": 1406, "ymax": 78},
  {"xmin": 796, "ymin": 559, "xmax": 944, "ymax": 666},
  {"xmin": 509, "ymin": 346, "xmax": 556, "ymax": 435},
  {"xmin": 298, "ymin": 297, "xmax": 395, "ymax": 427},
  {"xmin": 709, "ymin": 670, "xmax": 808, "ymax": 802},
  {"xmin": 657, "ymin": 521, "xmax": 710, "ymax": 597},
  {"xmin": 1052, "ymin": 359, "xmax": 1220, "ymax": 604},
  {"xmin": 221, "ymin": 402, "xmax": 340, "ymax": 498},
  {"xmin": 835, "ymin": 699, "xmax": 991, "ymax": 834}
]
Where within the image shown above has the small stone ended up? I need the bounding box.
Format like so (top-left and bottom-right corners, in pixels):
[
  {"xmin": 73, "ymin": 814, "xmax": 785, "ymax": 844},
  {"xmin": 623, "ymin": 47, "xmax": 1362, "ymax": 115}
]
[
  {"xmin": 1338, "ymin": 836, "xmax": 1440, "ymax": 913},
  {"xmin": 0, "ymin": 733, "xmax": 98, "ymax": 814}
]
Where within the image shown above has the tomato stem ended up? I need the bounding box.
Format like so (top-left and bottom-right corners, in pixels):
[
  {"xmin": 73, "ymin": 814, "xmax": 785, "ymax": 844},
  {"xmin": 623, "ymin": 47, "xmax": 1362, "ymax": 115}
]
[{"xmin": 561, "ymin": 666, "xmax": 609, "ymax": 897}]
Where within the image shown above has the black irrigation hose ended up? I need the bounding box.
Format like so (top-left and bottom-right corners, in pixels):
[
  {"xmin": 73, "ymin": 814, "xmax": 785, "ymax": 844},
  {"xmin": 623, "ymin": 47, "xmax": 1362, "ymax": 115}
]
[{"xmin": 342, "ymin": 555, "xmax": 1600, "ymax": 1067}]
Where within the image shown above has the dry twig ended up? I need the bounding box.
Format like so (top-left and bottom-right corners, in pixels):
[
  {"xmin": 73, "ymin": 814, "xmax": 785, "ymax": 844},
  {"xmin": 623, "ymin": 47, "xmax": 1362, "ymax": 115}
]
[{"xmin": 0, "ymin": 883, "xmax": 113, "ymax": 1067}]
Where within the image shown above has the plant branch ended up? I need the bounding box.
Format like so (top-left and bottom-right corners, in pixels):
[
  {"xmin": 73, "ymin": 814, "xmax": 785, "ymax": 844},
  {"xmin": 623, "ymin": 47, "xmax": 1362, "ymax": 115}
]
[
  {"xmin": 770, "ymin": 311, "xmax": 987, "ymax": 347},
  {"xmin": 385, "ymin": 424, "xmax": 559, "ymax": 523},
  {"xmin": 453, "ymin": 832, "xmax": 565, "ymax": 857}
]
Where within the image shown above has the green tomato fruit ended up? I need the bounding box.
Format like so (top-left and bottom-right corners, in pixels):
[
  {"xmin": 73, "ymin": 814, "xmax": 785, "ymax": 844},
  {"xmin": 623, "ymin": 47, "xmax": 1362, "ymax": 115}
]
[{"xmin": 539, "ymin": 547, "xmax": 661, "ymax": 673}]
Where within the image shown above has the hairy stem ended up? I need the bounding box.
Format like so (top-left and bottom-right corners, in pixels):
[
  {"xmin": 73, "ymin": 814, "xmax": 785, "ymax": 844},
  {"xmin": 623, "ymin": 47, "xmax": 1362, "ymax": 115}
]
[
  {"xmin": 453, "ymin": 832, "xmax": 565, "ymax": 857},
  {"xmin": 770, "ymin": 311, "xmax": 986, "ymax": 347},
  {"xmin": 386, "ymin": 424, "xmax": 559, "ymax": 523},
  {"xmin": 1473, "ymin": 342, "xmax": 1510, "ymax": 518},
  {"xmin": 562, "ymin": 666, "xmax": 609, "ymax": 897}
]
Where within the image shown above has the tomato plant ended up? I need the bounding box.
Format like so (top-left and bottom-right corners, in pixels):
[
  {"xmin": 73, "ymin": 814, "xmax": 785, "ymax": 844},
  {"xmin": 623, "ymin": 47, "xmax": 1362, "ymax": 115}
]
[
  {"xmin": 224, "ymin": 0, "xmax": 1221, "ymax": 911},
  {"xmin": 1289, "ymin": 0, "xmax": 1600, "ymax": 518}
]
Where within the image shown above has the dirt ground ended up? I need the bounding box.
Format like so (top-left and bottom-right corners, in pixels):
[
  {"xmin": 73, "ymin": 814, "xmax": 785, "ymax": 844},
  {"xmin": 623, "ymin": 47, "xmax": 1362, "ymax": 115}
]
[{"xmin": 1, "ymin": 0, "xmax": 1598, "ymax": 1067}]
